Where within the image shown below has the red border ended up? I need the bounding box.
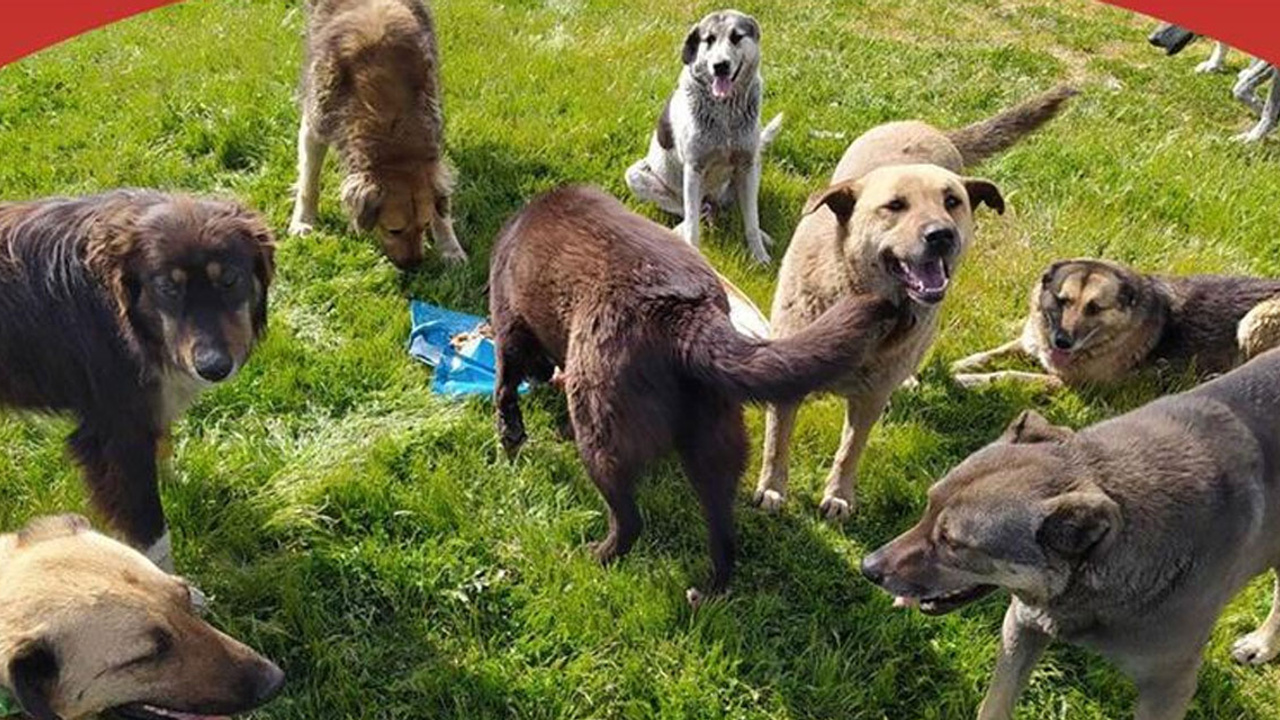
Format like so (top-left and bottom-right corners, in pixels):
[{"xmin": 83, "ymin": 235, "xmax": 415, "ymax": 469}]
[{"xmin": 0, "ymin": 1, "xmax": 1276, "ymax": 71}]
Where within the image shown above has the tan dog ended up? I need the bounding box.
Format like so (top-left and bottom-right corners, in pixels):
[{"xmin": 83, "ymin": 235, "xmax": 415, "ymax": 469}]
[
  {"xmin": 753, "ymin": 86, "xmax": 1075, "ymax": 520},
  {"xmin": 952, "ymin": 258, "xmax": 1280, "ymax": 389},
  {"xmin": 289, "ymin": 0, "xmax": 466, "ymax": 269},
  {"xmin": 0, "ymin": 515, "xmax": 283, "ymax": 720}
]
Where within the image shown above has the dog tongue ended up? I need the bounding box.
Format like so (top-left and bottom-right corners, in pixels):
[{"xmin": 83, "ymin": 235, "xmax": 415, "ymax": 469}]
[{"xmin": 712, "ymin": 76, "xmax": 733, "ymax": 98}]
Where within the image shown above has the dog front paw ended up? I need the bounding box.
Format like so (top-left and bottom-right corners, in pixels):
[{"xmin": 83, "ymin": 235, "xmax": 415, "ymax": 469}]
[
  {"xmin": 752, "ymin": 488, "xmax": 786, "ymax": 514},
  {"xmin": 1232, "ymin": 629, "xmax": 1280, "ymax": 665},
  {"xmin": 1235, "ymin": 128, "xmax": 1268, "ymax": 143},
  {"xmin": 819, "ymin": 495, "xmax": 854, "ymax": 522},
  {"xmin": 747, "ymin": 235, "xmax": 772, "ymax": 264},
  {"xmin": 1196, "ymin": 60, "xmax": 1227, "ymax": 74},
  {"xmin": 288, "ymin": 218, "xmax": 315, "ymax": 236},
  {"xmin": 498, "ymin": 422, "xmax": 527, "ymax": 460},
  {"xmin": 439, "ymin": 245, "xmax": 468, "ymax": 264}
]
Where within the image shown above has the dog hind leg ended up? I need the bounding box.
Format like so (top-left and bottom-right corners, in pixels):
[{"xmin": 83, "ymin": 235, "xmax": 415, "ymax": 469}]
[
  {"xmin": 1232, "ymin": 570, "xmax": 1280, "ymax": 665},
  {"xmin": 566, "ymin": 384, "xmax": 644, "ymax": 565},
  {"xmin": 625, "ymin": 159, "xmax": 686, "ymax": 216},
  {"xmin": 753, "ymin": 402, "xmax": 798, "ymax": 513},
  {"xmin": 1132, "ymin": 657, "xmax": 1201, "ymax": 720},
  {"xmin": 1237, "ymin": 69, "xmax": 1279, "ymax": 143},
  {"xmin": 1237, "ymin": 297, "xmax": 1280, "ymax": 361},
  {"xmin": 676, "ymin": 395, "xmax": 746, "ymax": 601},
  {"xmin": 68, "ymin": 423, "xmax": 169, "ymax": 569}
]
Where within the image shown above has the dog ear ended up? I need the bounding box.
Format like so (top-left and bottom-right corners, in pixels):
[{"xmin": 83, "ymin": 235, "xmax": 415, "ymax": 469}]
[
  {"xmin": 681, "ymin": 26, "xmax": 701, "ymax": 65},
  {"xmin": 1040, "ymin": 261, "xmax": 1066, "ymax": 288},
  {"xmin": 237, "ymin": 210, "xmax": 276, "ymax": 335},
  {"xmin": 999, "ymin": 410, "xmax": 1074, "ymax": 445},
  {"xmin": 9, "ymin": 641, "xmax": 61, "ymax": 720},
  {"xmin": 803, "ymin": 182, "xmax": 858, "ymax": 226},
  {"xmin": 1037, "ymin": 490, "xmax": 1121, "ymax": 559},
  {"xmin": 16, "ymin": 514, "xmax": 91, "ymax": 548},
  {"xmin": 740, "ymin": 15, "xmax": 760, "ymax": 42},
  {"xmin": 340, "ymin": 174, "xmax": 384, "ymax": 232},
  {"xmin": 964, "ymin": 178, "xmax": 1005, "ymax": 215}
]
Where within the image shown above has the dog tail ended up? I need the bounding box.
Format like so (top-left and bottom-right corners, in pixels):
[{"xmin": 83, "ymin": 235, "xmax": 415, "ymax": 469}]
[
  {"xmin": 760, "ymin": 114, "xmax": 784, "ymax": 149},
  {"xmin": 947, "ymin": 85, "xmax": 1078, "ymax": 167},
  {"xmin": 682, "ymin": 293, "xmax": 903, "ymax": 403}
]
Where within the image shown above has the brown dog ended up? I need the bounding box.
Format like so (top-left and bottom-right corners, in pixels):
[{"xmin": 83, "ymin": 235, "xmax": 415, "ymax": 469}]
[
  {"xmin": 489, "ymin": 185, "xmax": 905, "ymax": 599},
  {"xmin": 289, "ymin": 0, "xmax": 466, "ymax": 269},
  {"xmin": 0, "ymin": 514, "xmax": 283, "ymax": 720},
  {"xmin": 952, "ymin": 258, "xmax": 1280, "ymax": 388},
  {"xmin": 753, "ymin": 86, "xmax": 1076, "ymax": 521},
  {"xmin": 0, "ymin": 190, "xmax": 274, "ymax": 570}
]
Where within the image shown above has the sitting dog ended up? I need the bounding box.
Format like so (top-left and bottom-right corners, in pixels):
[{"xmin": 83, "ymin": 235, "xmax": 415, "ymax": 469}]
[
  {"xmin": 864, "ymin": 348, "xmax": 1280, "ymax": 719},
  {"xmin": 625, "ymin": 9, "xmax": 783, "ymax": 264},
  {"xmin": 290, "ymin": 0, "xmax": 467, "ymax": 269},
  {"xmin": 0, "ymin": 514, "xmax": 283, "ymax": 720},
  {"xmin": 951, "ymin": 258, "xmax": 1280, "ymax": 389},
  {"xmin": 489, "ymin": 185, "xmax": 905, "ymax": 599},
  {"xmin": 752, "ymin": 86, "xmax": 1075, "ymax": 521},
  {"xmin": 0, "ymin": 190, "xmax": 275, "ymax": 570}
]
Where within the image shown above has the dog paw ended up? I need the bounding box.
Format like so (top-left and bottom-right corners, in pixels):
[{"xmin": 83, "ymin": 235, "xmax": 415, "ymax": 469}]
[
  {"xmin": 752, "ymin": 488, "xmax": 786, "ymax": 514},
  {"xmin": 1235, "ymin": 128, "xmax": 1268, "ymax": 143},
  {"xmin": 288, "ymin": 219, "xmax": 315, "ymax": 237},
  {"xmin": 747, "ymin": 238, "xmax": 772, "ymax": 264},
  {"xmin": 589, "ymin": 538, "xmax": 620, "ymax": 565},
  {"xmin": 498, "ymin": 425, "xmax": 527, "ymax": 460},
  {"xmin": 1196, "ymin": 60, "xmax": 1227, "ymax": 74},
  {"xmin": 1232, "ymin": 630, "xmax": 1280, "ymax": 665},
  {"xmin": 819, "ymin": 495, "xmax": 854, "ymax": 522},
  {"xmin": 899, "ymin": 375, "xmax": 920, "ymax": 391},
  {"xmin": 951, "ymin": 373, "xmax": 990, "ymax": 390},
  {"xmin": 439, "ymin": 246, "xmax": 468, "ymax": 264}
]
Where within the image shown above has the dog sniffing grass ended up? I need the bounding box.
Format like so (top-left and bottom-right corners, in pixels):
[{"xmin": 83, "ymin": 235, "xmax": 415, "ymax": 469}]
[{"xmin": 1, "ymin": 1, "xmax": 1279, "ymax": 718}]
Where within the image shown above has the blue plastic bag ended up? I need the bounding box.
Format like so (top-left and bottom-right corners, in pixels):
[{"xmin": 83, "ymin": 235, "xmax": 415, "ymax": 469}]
[{"xmin": 407, "ymin": 301, "xmax": 527, "ymax": 398}]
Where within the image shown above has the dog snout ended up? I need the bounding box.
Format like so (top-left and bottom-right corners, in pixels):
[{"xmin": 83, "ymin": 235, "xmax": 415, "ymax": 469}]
[
  {"xmin": 922, "ymin": 224, "xmax": 957, "ymax": 256},
  {"xmin": 712, "ymin": 60, "xmax": 732, "ymax": 78},
  {"xmin": 193, "ymin": 345, "xmax": 234, "ymax": 382},
  {"xmin": 860, "ymin": 551, "xmax": 886, "ymax": 586},
  {"xmin": 247, "ymin": 659, "xmax": 286, "ymax": 705},
  {"xmin": 1051, "ymin": 329, "xmax": 1074, "ymax": 350}
]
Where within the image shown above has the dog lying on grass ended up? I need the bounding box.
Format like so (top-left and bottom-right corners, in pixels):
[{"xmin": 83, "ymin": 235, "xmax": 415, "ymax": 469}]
[
  {"xmin": 290, "ymin": 0, "xmax": 466, "ymax": 269},
  {"xmin": 951, "ymin": 258, "xmax": 1280, "ymax": 389},
  {"xmin": 0, "ymin": 514, "xmax": 283, "ymax": 720},
  {"xmin": 489, "ymin": 185, "xmax": 907, "ymax": 600},
  {"xmin": 752, "ymin": 86, "xmax": 1075, "ymax": 521},
  {"xmin": 865, "ymin": 348, "xmax": 1280, "ymax": 719}
]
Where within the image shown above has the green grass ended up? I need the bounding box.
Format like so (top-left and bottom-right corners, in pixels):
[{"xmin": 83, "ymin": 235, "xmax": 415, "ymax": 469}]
[{"xmin": 2, "ymin": 0, "xmax": 1279, "ymax": 717}]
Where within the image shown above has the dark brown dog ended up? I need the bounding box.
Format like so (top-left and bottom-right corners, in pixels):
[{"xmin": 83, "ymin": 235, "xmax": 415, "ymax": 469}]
[
  {"xmin": 489, "ymin": 185, "xmax": 904, "ymax": 599},
  {"xmin": 0, "ymin": 190, "xmax": 274, "ymax": 570}
]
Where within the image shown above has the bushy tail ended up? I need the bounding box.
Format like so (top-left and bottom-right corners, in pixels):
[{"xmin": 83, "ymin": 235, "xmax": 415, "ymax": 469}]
[
  {"xmin": 683, "ymin": 294, "xmax": 902, "ymax": 403},
  {"xmin": 760, "ymin": 113, "xmax": 784, "ymax": 149},
  {"xmin": 947, "ymin": 85, "xmax": 1078, "ymax": 167}
]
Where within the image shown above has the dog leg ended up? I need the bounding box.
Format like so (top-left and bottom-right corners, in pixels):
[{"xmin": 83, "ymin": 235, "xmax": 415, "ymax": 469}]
[
  {"xmin": 953, "ymin": 371, "xmax": 1065, "ymax": 391},
  {"xmin": 1236, "ymin": 70, "xmax": 1279, "ymax": 142},
  {"xmin": 819, "ymin": 393, "xmax": 890, "ymax": 522},
  {"xmin": 677, "ymin": 399, "xmax": 746, "ymax": 602},
  {"xmin": 68, "ymin": 423, "xmax": 168, "ymax": 566},
  {"xmin": 977, "ymin": 600, "xmax": 1050, "ymax": 720},
  {"xmin": 1233, "ymin": 62, "xmax": 1272, "ymax": 117},
  {"xmin": 733, "ymin": 157, "xmax": 771, "ymax": 264},
  {"xmin": 1132, "ymin": 658, "xmax": 1201, "ymax": 720},
  {"xmin": 569, "ymin": 397, "xmax": 643, "ymax": 565},
  {"xmin": 1232, "ymin": 570, "xmax": 1280, "ymax": 665},
  {"xmin": 429, "ymin": 169, "xmax": 467, "ymax": 264},
  {"xmin": 1196, "ymin": 42, "xmax": 1229, "ymax": 73},
  {"xmin": 753, "ymin": 402, "xmax": 798, "ymax": 513},
  {"xmin": 289, "ymin": 116, "xmax": 327, "ymax": 236},
  {"xmin": 493, "ymin": 322, "xmax": 537, "ymax": 459},
  {"xmin": 626, "ymin": 159, "xmax": 686, "ymax": 216},
  {"xmin": 1238, "ymin": 297, "xmax": 1280, "ymax": 361},
  {"xmin": 951, "ymin": 338, "xmax": 1031, "ymax": 374},
  {"xmin": 679, "ymin": 165, "xmax": 703, "ymax": 247}
]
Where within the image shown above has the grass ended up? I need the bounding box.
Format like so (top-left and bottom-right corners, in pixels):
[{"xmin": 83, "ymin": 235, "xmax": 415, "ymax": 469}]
[{"xmin": 1, "ymin": 0, "xmax": 1279, "ymax": 717}]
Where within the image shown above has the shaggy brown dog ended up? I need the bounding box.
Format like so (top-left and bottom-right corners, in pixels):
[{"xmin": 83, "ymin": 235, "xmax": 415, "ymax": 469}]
[
  {"xmin": 0, "ymin": 514, "xmax": 284, "ymax": 720},
  {"xmin": 0, "ymin": 190, "xmax": 274, "ymax": 570},
  {"xmin": 489, "ymin": 186, "xmax": 905, "ymax": 599},
  {"xmin": 290, "ymin": 0, "xmax": 466, "ymax": 269}
]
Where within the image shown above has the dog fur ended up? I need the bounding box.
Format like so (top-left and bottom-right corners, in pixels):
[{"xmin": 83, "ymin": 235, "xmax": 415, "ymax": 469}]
[
  {"xmin": 0, "ymin": 514, "xmax": 283, "ymax": 720},
  {"xmin": 489, "ymin": 185, "xmax": 907, "ymax": 598},
  {"xmin": 951, "ymin": 258, "xmax": 1280, "ymax": 389},
  {"xmin": 625, "ymin": 9, "xmax": 783, "ymax": 264},
  {"xmin": 864, "ymin": 348, "xmax": 1280, "ymax": 719},
  {"xmin": 0, "ymin": 190, "xmax": 274, "ymax": 569},
  {"xmin": 752, "ymin": 86, "xmax": 1075, "ymax": 521},
  {"xmin": 290, "ymin": 0, "xmax": 466, "ymax": 268}
]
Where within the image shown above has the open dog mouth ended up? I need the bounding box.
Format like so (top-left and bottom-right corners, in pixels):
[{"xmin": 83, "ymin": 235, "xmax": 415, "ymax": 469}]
[
  {"xmin": 711, "ymin": 66, "xmax": 740, "ymax": 99},
  {"xmin": 108, "ymin": 704, "xmax": 230, "ymax": 720},
  {"xmin": 886, "ymin": 254, "xmax": 950, "ymax": 305},
  {"xmin": 892, "ymin": 585, "xmax": 997, "ymax": 616}
]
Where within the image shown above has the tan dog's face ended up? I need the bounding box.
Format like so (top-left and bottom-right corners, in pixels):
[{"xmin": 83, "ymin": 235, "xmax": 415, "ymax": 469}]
[
  {"xmin": 130, "ymin": 199, "xmax": 275, "ymax": 384},
  {"xmin": 341, "ymin": 171, "xmax": 431, "ymax": 270},
  {"xmin": 805, "ymin": 164, "xmax": 1004, "ymax": 306},
  {"xmin": 0, "ymin": 515, "xmax": 283, "ymax": 720},
  {"xmin": 861, "ymin": 411, "xmax": 1121, "ymax": 614},
  {"xmin": 681, "ymin": 10, "xmax": 762, "ymax": 100},
  {"xmin": 1034, "ymin": 260, "xmax": 1140, "ymax": 367}
]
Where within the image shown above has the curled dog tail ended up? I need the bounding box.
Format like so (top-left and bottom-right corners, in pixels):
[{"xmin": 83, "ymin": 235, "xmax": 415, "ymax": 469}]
[
  {"xmin": 947, "ymin": 85, "xmax": 1078, "ymax": 167},
  {"xmin": 682, "ymin": 293, "xmax": 902, "ymax": 403},
  {"xmin": 760, "ymin": 113, "xmax": 784, "ymax": 149}
]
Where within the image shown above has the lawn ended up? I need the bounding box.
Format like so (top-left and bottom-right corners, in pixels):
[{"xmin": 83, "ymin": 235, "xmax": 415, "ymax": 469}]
[{"xmin": 1, "ymin": 0, "xmax": 1279, "ymax": 717}]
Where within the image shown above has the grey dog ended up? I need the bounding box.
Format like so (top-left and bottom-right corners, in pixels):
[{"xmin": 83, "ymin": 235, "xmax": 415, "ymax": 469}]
[{"xmin": 865, "ymin": 347, "xmax": 1280, "ymax": 719}]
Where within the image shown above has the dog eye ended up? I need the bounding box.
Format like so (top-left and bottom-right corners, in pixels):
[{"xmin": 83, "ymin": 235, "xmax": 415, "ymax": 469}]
[
  {"xmin": 122, "ymin": 629, "xmax": 173, "ymax": 668},
  {"xmin": 729, "ymin": 31, "xmax": 742, "ymax": 44},
  {"xmin": 704, "ymin": 34, "xmax": 716, "ymax": 45},
  {"xmin": 152, "ymin": 277, "xmax": 184, "ymax": 300},
  {"xmin": 883, "ymin": 199, "xmax": 907, "ymax": 213},
  {"xmin": 1084, "ymin": 301, "xmax": 1100, "ymax": 316},
  {"xmin": 217, "ymin": 267, "xmax": 243, "ymax": 290},
  {"xmin": 944, "ymin": 195, "xmax": 962, "ymax": 210}
]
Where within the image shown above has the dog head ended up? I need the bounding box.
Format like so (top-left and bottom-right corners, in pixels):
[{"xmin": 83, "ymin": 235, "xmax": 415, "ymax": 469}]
[
  {"xmin": 681, "ymin": 10, "xmax": 761, "ymax": 101},
  {"xmin": 0, "ymin": 515, "xmax": 284, "ymax": 720},
  {"xmin": 861, "ymin": 410, "xmax": 1121, "ymax": 614},
  {"xmin": 804, "ymin": 164, "xmax": 1004, "ymax": 306},
  {"xmin": 1032, "ymin": 259, "xmax": 1145, "ymax": 370},
  {"xmin": 116, "ymin": 197, "xmax": 274, "ymax": 385},
  {"xmin": 341, "ymin": 169, "xmax": 437, "ymax": 270}
]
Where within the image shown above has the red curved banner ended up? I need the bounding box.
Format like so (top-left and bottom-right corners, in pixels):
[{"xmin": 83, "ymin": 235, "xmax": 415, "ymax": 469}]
[{"xmin": 0, "ymin": 0, "xmax": 1276, "ymax": 69}]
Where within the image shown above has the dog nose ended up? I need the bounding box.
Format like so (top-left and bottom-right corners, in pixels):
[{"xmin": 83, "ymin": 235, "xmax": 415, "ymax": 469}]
[
  {"xmin": 923, "ymin": 225, "xmax": 957, "ymax": 255},
  {"xmin": 1052, "ymin": 330, "xmax": 1074, "ymax": 350},
  {"xmin": 860, "ymin": 553, "xmax": 885, "ymax": 586},
  {"xmin": 712, "ymin": 61, "xmax": 731, "ymax": 77},
  {"xmin": 193, "ymin": 347, "xmax": 234, "ymax": 382},
  {"xmin": 251, "ymin": 660, "xmax": 286, "ymax": 704}
]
